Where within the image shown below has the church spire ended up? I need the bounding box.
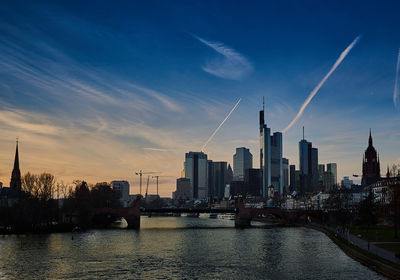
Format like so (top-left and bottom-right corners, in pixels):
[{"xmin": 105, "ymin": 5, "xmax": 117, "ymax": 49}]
[
  {"xmin": 369, "ymin": 128, "xmax": 373, "ymax": 147},
  {"xmin": 10, "ymin": 138, "xmax": 21, "ymax": 191},
  {"xmin": 13, "ymin": 138, "xmax": 19, "ymax": 171}
]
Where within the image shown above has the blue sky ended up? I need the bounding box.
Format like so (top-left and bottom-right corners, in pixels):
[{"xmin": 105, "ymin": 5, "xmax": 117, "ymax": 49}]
[{"xmin": 0, "ymin": 0, "xmax": 399, "ymax": 196}]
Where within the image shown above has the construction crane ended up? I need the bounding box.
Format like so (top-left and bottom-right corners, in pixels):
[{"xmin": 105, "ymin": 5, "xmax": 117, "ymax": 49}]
[
  {"xmin": 152, "ymin": 175, "xmax": 160, "ymax": 196},
  {"xmin": 135, "ymin": 170, "xmax": 160, "ymax": 196},
  {"xmin": 145, "ymin": 175, "xmax": 150, "ymax": 198}
]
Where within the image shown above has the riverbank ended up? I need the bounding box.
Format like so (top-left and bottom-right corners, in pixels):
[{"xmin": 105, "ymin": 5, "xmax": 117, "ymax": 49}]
[{"xmin": 305, "ymin": 223, "xmax": 400, "ymax": 280}]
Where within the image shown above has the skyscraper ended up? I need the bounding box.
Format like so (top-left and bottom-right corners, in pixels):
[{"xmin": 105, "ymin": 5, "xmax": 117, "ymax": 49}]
[
  {"xmin": 233, "ymin": 147, "xmax": 253, "ymax": 181},
  {"xmin": 184, "ymin": 152, "xmax": 208, "ymax": 199},
  {"xmin": 208, "ymin": 161, "xmax": 231, "ymax": 200},
  {"xmin": 361, "ymin": 129, "xmax": 381, "ymax": 186},
  {"xmin": 271, "ymin": 132, "xmax": 283, "ymax": 194},
  {"xmin": 282, "ymin": 158, "xmax": 289, "ymax": 194},
  {"xmin": 299, "ymin": 138, "xmax": 309, "ymax": 195},
  {"xmin": 327, "ymin": 163, "xmax": 337, "ymax": 187},
  {"xmin": 318, "ymin": 164, "xmax": 325, "ymax": 190},
  {"xmin": 259, "ymin": 98, "xmax": 271, "ymax": 197},
  {"xmin": 311, "ymin": 148, "xmax": 319, "ymax": 192},
  {"xmin": 259, "ymin": 98, "xmax": 283, "ymax": 197},
  {"xmin": 244, "ymin": 168, "xmax": 261, "ymax": 197},
  {"xmin": 289, "ymin": 164, "xmax": 296, "ymax": 192},
  {"xmin": 10, "ymin": 140, "xmax": 21, "ymax": 191},
  {"xmin": 298, "ymin": 128, "xmax": 318, "ymax": 194},
  {"xmin": 111, "ymin": 181, "xmax": 130, "ymax": 207}
]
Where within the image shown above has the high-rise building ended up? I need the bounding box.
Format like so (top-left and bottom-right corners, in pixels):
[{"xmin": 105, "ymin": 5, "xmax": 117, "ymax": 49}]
[
  {"xmin": 184, "ymin": 152, "xmax": 208, "ymax": 199},
  {"xmin": 230, "ymin": 180, "xmax": 245, "ymax": 196},
  {"xmin": 327, "ymin": 163, "xmax": 337, "ymax": 186},
  {"xmin": 282, "ymin": 158, "xmax": 289, "ymax": 194},
  {"xmin": 298, "ymin": 129, "xmax": 318, "ymax": 194},
  {"xmin": 361, "ymin": 129, "xmax": 381, "ymax": 186},
  {"xmin": 289, "ymin": 165, "xmax": 296, "ymax": 192},
  {"xmin": 311, "ymin": 148, "xmax": 319, "ymax": 192},
  {"xmin": 227, "ymin": 164, "xmax": 233, "ymax": 184},
  {"xmin": 259, "ymin": 98, "xmax": 283, "ymax": 197},
  {"xmin": 208, "ymin": 161, "xmax": 231, "ymax": 200},
  {"xmin": 341, "ymin": 176, "xmax": 353, "ymax": 189},
  {"xmin": 10, "ymin": 140, "xmax": 21, "ymax": 191},
  {"xmin": 259, "ymin": 98, "xmax": 271, "ymax": 197},
  {"xmin": 233, "ymin": 147, "xmax": 253, "ymax": 181},
  {"xmin": 111, "ymin": 181, "xmax": 130, "ymax": 207},
  {"xmin": 244, "ymin": 168, "xmax": 261, "ymax": 197},
  {"xmin": 172, "ymin": 178, "xmax": 191, "ymax": 201},
  {"xmin": 271, "ymin": 132, "xmax": 283, "ymax": 194},
  {"xmin": 318, "ymin": 164, "xmax": 325, "ymax": 190}
]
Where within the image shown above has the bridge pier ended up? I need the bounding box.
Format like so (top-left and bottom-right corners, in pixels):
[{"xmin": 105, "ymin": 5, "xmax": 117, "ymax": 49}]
[
  {"xmin": 125, "ymin": 215, "xmax": 140, "ymax": 229},
  {"xmin": 234, "ymin": 215, "xmax": 251, "ymax": 228}
]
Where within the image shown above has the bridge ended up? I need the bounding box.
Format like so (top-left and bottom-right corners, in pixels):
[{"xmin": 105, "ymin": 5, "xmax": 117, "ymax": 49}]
[{"xmin": 91, "ymin": 197, "xmax": 322, "ymax": 229}]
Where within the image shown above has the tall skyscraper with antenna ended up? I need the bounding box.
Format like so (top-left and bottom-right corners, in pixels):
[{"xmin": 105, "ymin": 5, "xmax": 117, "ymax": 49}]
[
  {"xmin": 259, "ymin": 98, "xmax": 283, "ymax": 197},
  {"xmin": 260, "ymin": 97, "xmax": 271, "ymax": 197}
]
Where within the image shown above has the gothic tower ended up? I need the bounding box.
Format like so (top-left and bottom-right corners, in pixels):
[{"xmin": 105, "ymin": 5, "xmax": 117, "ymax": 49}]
[
  {"xmin": 10, "ymin": 139, "xmax": 21, "ymax": 191},
  {"xmin": 361, "ymin": 129, "xmax": 381, "ymax": 186}
]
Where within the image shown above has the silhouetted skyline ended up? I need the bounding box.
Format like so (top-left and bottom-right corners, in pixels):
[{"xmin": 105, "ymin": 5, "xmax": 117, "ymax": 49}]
[{"xmin": 0, "ymin": 1, "xmax": 400, "ymax": 196}]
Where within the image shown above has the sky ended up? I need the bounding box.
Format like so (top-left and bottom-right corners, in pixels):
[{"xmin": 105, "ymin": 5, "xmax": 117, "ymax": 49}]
[{"xmin": 1, "ymin": 0, "xmax": 400, "ymax": 197}]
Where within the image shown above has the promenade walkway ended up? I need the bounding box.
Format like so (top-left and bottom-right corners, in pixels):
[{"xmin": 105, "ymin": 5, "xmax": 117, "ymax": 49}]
[{"xmin": 311, "ymin": 223, "xmax": 400, "ymax": 265}]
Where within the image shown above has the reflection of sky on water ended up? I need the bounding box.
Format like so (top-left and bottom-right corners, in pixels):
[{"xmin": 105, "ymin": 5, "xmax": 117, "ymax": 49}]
[{"xmin": 0, "ymin": 217, "xmax": 384, "ymax": 279}]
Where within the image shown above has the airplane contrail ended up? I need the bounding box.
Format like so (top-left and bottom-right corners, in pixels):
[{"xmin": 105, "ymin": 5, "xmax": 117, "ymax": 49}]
[
  {"xmin": 201, "ymin": 98, "xmax": 241, "ymax": 152},
  {"xmin": 393, "ymin": 48, "xmax": 400, "ymax": 110},
  {"xmin": 282, "ymin": 35, "xmax": 361, "ymax": 134}
]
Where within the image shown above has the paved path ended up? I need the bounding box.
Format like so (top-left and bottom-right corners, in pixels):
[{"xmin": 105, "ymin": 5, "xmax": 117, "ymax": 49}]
[{"xmin": 311, "ymin": 223, "xmax": 400, "ymax": 265}]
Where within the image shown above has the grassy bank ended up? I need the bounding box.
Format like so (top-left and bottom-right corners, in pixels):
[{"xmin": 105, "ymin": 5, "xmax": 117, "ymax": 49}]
[{"xmin": 306, "ymin": 224, "xmax": 400, "ymax": 280}]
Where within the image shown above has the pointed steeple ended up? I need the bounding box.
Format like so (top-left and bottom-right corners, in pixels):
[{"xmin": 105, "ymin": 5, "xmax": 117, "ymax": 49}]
[
  {"xmin": 10, "ymin": 139, "xmax": 21, "ymax": 191},
  {"xmin": 368, "ymin": 128, "xmax": 373, "ymax": 147},
  {"xmin": 13, "ymin": 138, "xmax": 19, "ymax": 171},
  {"xmin": 387, "ymin": 165, "xmax": 390, "ymax": 178}
]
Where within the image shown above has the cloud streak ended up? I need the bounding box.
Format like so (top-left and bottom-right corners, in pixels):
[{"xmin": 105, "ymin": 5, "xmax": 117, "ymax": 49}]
[
  {"xmin": 283, "ymin": 35, "xmax": 361, "ymax": 133},
  {"xmin": 193, "ymin": 35, "xmax": 252, "ymax": 80},
  {"xmin": 394, "ymin": 48, "xmax": 400, "ymax": 110}
]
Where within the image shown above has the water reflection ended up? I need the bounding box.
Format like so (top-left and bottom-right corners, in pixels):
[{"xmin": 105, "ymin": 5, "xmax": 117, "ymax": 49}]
[{"xmin": 0, "ymin": 217, "xmax": 385, "ymax": 279}]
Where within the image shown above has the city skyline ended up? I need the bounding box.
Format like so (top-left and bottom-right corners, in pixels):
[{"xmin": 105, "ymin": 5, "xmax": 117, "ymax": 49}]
[{"xmin": 1, "ymin": 1, "xmax": 400, "ymax": 197}]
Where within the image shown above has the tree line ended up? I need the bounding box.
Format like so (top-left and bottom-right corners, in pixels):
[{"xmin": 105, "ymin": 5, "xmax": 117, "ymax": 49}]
[{"xmin": 0, "ymin": 172, "xmax": 122, "ymax": 233}]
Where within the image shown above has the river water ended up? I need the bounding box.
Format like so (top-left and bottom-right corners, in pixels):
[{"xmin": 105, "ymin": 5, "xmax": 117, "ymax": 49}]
[{"xmin": 0, "ymin": 216, "xmax": 385, "ymax": 279}]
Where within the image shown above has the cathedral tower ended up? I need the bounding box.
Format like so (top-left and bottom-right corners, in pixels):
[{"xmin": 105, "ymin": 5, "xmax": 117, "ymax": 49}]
[{"xmin": 361, "ymin": 130, "xmax": 381, "ymax": 186}]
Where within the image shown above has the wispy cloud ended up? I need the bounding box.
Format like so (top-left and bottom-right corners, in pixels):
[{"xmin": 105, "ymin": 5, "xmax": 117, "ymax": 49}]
[
  {"xmin": 143, "ymin": 147, "xmax": 171, "ymax": 152},
  {"xmin": 193, "ymin": 35, "xmax": 252, "ymax": 80},
  {"xmin": 283, "ymin": 35, "xmax": 361, "ymax": 133}
]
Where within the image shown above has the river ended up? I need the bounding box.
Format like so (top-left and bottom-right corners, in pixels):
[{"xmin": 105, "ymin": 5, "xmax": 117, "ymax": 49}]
[{"xmin": 0, "ymin": 216, "xmax": 385, "ymax": 279}]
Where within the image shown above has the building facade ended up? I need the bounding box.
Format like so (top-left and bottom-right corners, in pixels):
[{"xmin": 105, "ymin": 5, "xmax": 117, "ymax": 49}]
[
  {"xmin": 184, "ymin": 151, "xmax": 208, "ymax": 199},
  {"xmin": 289, "ymin": 164, "xmax": 296, "ymax": 193},
  {"xmin": 233, "ymin": 147, "xmax": 253, "ymax": 181},
  {"xmin": 298, "ymin": 133, "xmax": 318, "ymax": 194},
  {"xmin": 111, "ymin": 181, "xmax": 130, "ymax": 207},
  {"xmin": 172, "ymin": 178, "xmax": 191, "ymax": 202},
  {"xmin": 208, "ymin": 161, "xmax": 231, "ymax": 200},
  {"xmin": 282, "ymin": 158, "xmax": 289, "ymax": 194},
  {"xmin": 271, "ymin": 132, "xmax": 283, "ymax": 195}
]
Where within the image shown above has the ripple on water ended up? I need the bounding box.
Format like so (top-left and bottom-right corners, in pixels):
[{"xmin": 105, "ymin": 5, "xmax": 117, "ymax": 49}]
[{"xmin": 0, "ymin": 218, "xmax": 386, "ymax": 280}]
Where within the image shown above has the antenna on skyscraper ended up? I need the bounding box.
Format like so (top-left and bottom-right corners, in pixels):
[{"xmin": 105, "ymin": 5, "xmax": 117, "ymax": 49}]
[
  {"xmin": 263, "ymin": 96, "xmax": 265, "ymax": 111},
  {"xmin": 303, "ymin": 126, "xmax": 305, "ymax": 140}
]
